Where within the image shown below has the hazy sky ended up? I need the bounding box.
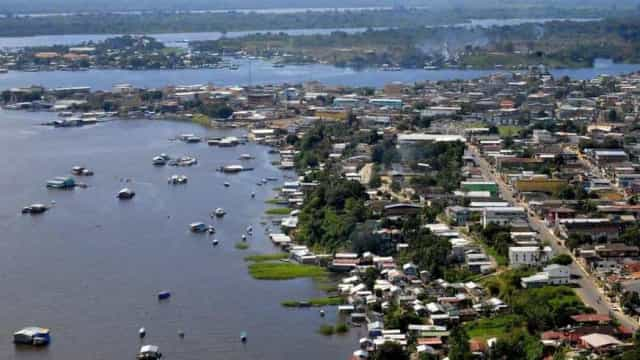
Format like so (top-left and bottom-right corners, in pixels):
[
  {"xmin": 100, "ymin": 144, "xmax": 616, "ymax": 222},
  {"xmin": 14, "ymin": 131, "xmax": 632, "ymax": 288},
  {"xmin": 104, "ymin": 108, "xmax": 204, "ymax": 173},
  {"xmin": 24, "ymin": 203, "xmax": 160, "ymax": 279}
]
[{"xmin": 0, "ymin": 0, "xmax": 636, "ymax": 14}]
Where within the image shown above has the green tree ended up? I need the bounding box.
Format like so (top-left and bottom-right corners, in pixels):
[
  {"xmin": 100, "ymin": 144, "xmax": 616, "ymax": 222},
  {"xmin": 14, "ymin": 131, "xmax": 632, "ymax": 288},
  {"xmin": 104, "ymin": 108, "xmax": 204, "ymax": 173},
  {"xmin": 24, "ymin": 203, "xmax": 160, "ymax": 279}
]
[
  {"xmin": 448, "ymin": 326, "xmax": 472, "ymax": 360},
  {"xmin": 372, "ymin": 341, "xmax": 409, "ymax": 360}
]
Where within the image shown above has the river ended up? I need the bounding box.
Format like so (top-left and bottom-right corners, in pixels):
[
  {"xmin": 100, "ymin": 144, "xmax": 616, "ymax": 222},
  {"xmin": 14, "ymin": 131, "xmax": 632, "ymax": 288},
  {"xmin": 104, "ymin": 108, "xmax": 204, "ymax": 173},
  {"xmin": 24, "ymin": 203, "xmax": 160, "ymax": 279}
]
[
  {"xmin": 0, "ymin": 110, "xmax": 363, "ymax": 359},
  {"xmin": 0, "ymin": 58, "xmax": 639, "ymax": 90}
]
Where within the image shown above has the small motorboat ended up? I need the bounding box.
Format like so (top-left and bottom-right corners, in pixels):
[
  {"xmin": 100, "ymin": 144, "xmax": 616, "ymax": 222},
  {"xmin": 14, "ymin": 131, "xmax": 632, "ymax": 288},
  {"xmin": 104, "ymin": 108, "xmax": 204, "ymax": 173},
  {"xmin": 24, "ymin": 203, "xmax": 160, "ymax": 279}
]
[
  {"xmin": 190, "ymin": 222, "xmax": 208, "ymax": 233},
  {"xmin": 72, "ymin": 166, "xmax": 94, "ymax": 176},
  {"xmin": 152, "ymin": 156, "xmax": 167, "ymax": 166},
  {"xmin": 320, "ymin": 309, "xmax": 325, "ymax": 317},
  {"xmin": 13, "ymin": 327, "xmax": 50, "ymax": 346},
  {"xmin": 22, "ymin": 203, "xmax": 48, "ymax": 214},
  {"xmin": 168, "ymin": 175, "xmax": 188, "ymax": 185},
  {"xmin": 137, "ymin": 345, "xmax": 162, "ymax": 359},
  {"xmin": 223, "ymin": 182, "xmax": 230, "ymax": 187},
  {"xmin": 246, "ymin": 225, "xmax": 253, "ymax": 233},
  {"xmin": 208, "ymin": 226, "xmax": 216, "ymax": 234},
  {"xmin": 240, "ymin": 331, "xmax": 247, "ymax": 342},
  {"xmin": 241, "ymin": 234, "xmax": 246, "ymax": 241},
  {"xmin": 251, "ymin": 192, "xmax": 255, "ymax": 198},
  {"xmin": 157, "ymin": 291, "xmax": 171, "ymax": 300},
  {"xmin": 117, "ymin": 188, "xmax": 135, "ymax": 199},
  {"xmin": 139, "ymin": 328, "xmax": 146, "ymax": 338},
  {"xmin": 214, "ymin": 208, "xmax": 226, "ymax": 217},
  {"xmin": 178, "ymin": 330, "xmax": 184, "ymax": 338},
  {"xmin": 212, "ymin": 239, "xmax": 219, "ymax": 246},
  {"xmin": 239, "ymin": 154, "xmax": 254, "ymax": 160}
]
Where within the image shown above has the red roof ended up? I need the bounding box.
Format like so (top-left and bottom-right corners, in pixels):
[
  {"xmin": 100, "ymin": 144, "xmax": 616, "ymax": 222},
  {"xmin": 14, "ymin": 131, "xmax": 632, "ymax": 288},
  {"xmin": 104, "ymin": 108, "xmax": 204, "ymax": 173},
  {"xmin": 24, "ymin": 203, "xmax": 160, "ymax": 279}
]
[
  {"xmin": 571, "ymin": 314, "xmax": 612, "ymax": 323},
  {"xmin": 417, "ymin": 337, "xmax": 443, "ymax": 346},
  {"xmin": 541, "ymin": 331, "xmax": 568, "ymax": 340},
  {"xmin": 469, "ymin": 338, "xmax": 486, "ymax": 353}
]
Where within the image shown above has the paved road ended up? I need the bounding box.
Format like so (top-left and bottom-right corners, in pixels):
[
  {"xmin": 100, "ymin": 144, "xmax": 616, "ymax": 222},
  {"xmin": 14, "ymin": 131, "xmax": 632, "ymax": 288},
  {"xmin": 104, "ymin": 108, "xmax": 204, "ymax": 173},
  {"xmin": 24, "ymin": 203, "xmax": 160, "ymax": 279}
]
[{"xmin": 468, "ymin": 145, "xmax": 639, "ymax": 330}]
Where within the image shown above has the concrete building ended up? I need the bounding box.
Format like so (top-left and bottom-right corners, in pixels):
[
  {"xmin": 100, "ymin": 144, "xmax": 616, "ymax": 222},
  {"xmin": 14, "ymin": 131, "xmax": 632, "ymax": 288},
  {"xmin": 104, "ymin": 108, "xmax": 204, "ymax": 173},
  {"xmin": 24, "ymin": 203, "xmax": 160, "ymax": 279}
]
[
  {"xmin": 482, "ymin": 207, "xmax": 526, "ymax": 228},
  {"xmin": 521, "ymin": 264, "xmax": 570, "ymax": 288},
  {"xmin": 508, "ymin": 246, "xmax": 553, "ymax": 267}
]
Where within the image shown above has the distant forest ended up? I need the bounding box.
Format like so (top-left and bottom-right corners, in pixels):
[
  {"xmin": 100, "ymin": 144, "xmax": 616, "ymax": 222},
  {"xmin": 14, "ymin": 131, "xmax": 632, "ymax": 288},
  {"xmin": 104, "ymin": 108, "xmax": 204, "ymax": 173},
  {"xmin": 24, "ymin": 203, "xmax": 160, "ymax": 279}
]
[{"xmin": 1, "ymin": 0, "xmax": 639, "ymax": 14}]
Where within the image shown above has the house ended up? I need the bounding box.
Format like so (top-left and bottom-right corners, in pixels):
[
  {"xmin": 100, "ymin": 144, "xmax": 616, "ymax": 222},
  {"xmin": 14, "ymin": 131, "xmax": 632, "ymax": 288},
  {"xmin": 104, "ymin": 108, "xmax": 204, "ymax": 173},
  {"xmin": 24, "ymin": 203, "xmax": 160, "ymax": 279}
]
[
  {"xmin": 514, "ymin": 178, "xmax": 567, "ymax": 194},
  {"xmin": 446, "ymin": 206, "xmax": 471, "ymax": 225},
  {"xmin": 508, "ymin": 246, "xmax": 553, "ymax": 267},
  {"xmin": 556, "ymin": 218, "xmax": 620, "ymax": 242},
  {"xmin": 460, "ymin": 181, "xmax": 499, "ymax": 197},
  {"xmin": 482, "ymin": 207, "xmax": 526, "ymax": 228},
  {"xmin": 383, "ymin": 203, "xmax": 423, "ymax": 217},
  {"xmin": 580, "ymin": 333, "xmax": 623, "ymax": 354},
  {"xmin": 521, "ymin": 264, "xmax": 570, "ymax": 288}
]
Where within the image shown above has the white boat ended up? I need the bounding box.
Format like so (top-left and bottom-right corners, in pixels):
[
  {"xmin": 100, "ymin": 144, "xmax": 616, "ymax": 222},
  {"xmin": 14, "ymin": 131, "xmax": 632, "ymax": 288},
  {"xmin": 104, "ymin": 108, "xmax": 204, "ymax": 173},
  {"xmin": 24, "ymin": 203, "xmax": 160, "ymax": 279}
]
[
  {"xmin": 221, "ymin": 165, "xmax": 244, "ymax": 173},
  {"xmin": 152, "ymin": 156, "xmax": 167, "ymax": 166},
  {"xmin": 212, "ymin": 239, "xmax": 219, "ymax": 246},
  {"xmin": 117, "ymin": 188, "xmax": 135, "ymax": 199},
  {"xmin": 13, "ymin": 327, "xmax": 50, "ymax": 346},
  {"xmin": 214, "ymin": 208, "xmax": 226, "ymax": 217},
  {"xmin": 71, "ymin": 166, "xmax": 93, "ymax": 176},
  {"xmin": 139, "ymin": 328, "xmax": 146, "ymax": 338},
  {"xmin": 239, "ymin": 154, "xmax": 254, "ymax": 160},
  {"xmin": 22, "ymin": 203, "xmax": 48, "ymax": 214},
  {"xmin": 137, "ymin": 345, "xmax": 162, "ymax": 360},
  {"xmin": 168, "ymin": 175, "xmax": 188, "ymax": 184}
]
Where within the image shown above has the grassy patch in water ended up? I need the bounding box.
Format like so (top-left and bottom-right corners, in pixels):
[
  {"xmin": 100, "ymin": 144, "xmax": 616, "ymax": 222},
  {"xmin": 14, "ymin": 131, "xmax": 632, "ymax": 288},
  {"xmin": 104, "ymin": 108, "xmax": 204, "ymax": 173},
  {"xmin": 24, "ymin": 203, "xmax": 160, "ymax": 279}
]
[
  {"xmin": 335, "ymin": 323, "xmax": 349, "ymax": 334},
  {"xmin": 244, "ymin": 253, "xmax": 288, "ymax": 262},
  {"xmin": 281, "ymin": 296, "xmax": 345, "ymax": 308},
  {"xmin": 235, "ymin": 242, "xmax": 250, "ymax": 250},
  {"xmin": 265, "ymin": 207, "xmax": 291, "ymax": 216},
  {"xmin": 318, "ymin": 324, "xmax": 335, "ymax": 336},
  {"xmin": 248, "ymin": 262, "xmax": 327, "ymax": 280}
]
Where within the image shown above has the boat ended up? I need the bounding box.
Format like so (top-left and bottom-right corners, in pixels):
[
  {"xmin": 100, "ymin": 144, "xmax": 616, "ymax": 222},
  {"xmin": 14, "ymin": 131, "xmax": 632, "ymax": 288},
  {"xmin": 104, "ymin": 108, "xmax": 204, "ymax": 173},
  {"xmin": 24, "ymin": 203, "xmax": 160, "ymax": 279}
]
[
  {"xmin": 241, "ymin": 234, "xmax": 246, "ymax": 241},
  {"xmin": 179, "ymin": 133, "xmax": 201, "ymax": 143},
  {"xmin": 212, "ymin": 239, "xmax": 219, "ymax": 246},
  {"xmin": 157, "ymin": 291, "xmax": 171, "ymax": 300},
  {"xmin": 169, "ymin": 156, "xmax": 197, "ymax": 167},
  {"xmin": 139, "ymin": 328, "xmax": 146, "ymax": 338},
  {"xmin": 190, "ymin": 222, "xmax": 208, "ymax": 233},
  {"xmin": 239, "ymin": 154, "xmax": 254, "ymax": 160},
  {"xmin": 220, "ymin": 165, "xmax": 244, "ymax": 173},
  {"xmin": 117, "ymin": 188, "xmax": 136, "ymax": 199},
  {"xmin": 320, "ymin": 309, "xmax": 325, "ymax": 317},
  {"xmin": 152, "ymin": 156, "xmax": 167, "ymax": 166},
  {"xmin": 168, "ymin": 175, "xmax": 188, "ymax": 184},
  {"xmin": 251, "ymin": 192, "xmax": 255, "ymax": 198},
  {"xmin": 13, "ymin": 327, "xmax": 50, "ymax": 346},
  {"xmin": 46, "ymin": 176, "xmax": 76, "ymax": 189},
  {"xmin": 240, "ymin": 331, "xmax": 247, "ymax": 342},
  {"xmin": 22, "ymin": 203, "xmax": 48, "ymax": 214},
  {"xmin": 266, "ymin": 177, "xmax": 278, "ymax": 181},
  {"xmin": 71, "ymin": 166, "xmax": 93, "ymax": 176},
  {"xmin": 137, "ymin": 345, "xmax": 162, "ymax": 359},
  {"xmin": 214, "ymin": 208, "xmax": 226, "ymax": 217}
]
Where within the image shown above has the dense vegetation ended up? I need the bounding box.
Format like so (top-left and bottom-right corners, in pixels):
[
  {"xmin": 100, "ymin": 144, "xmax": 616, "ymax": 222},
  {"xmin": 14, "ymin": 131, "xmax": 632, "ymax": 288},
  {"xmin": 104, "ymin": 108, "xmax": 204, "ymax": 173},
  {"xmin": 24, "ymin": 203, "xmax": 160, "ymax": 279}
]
[
  {"xmin": 0, "ymin": 6, "xmax": 616, "ymax": 37},
  {"xmin": 295, "ymin": 172, "xmax": 369, "ymax": 252}
]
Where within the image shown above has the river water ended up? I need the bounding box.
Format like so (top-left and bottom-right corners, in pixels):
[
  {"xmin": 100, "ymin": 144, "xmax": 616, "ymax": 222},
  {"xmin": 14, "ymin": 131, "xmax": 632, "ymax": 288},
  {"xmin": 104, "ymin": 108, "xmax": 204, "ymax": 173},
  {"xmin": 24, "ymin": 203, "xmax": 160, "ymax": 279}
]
[
  {"xmin": 0, "ymin": 110, "xmax": 363, "ymax": 359},
  {"xmin": 0, "ymin": 58, "xmax": 639, "ymax": 90}
]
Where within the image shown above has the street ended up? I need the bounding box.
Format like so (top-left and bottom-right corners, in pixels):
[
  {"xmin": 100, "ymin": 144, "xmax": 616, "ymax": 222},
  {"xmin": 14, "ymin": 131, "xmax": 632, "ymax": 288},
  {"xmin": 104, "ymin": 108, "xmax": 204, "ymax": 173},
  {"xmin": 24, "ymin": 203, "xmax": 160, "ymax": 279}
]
[{"xmin": 468, "ymin": 145, "xmax": 639, "ymax": 330}]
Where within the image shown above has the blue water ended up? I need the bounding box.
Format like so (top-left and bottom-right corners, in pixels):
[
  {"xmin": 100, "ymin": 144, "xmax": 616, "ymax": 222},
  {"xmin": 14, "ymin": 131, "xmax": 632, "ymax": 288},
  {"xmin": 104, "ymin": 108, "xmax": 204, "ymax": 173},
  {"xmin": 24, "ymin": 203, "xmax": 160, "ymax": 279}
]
[{"xmin": 0, "ymin": 58, "xmax": 638, "ymax": 90}]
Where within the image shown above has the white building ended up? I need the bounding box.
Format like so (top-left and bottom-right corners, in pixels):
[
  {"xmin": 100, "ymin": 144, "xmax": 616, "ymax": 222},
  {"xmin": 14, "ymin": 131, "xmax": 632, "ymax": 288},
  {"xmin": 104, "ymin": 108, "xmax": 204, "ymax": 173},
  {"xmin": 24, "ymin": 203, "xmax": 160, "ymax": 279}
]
[
  {"xmin": 508, "ymin": 246, "xmax": 553, "ymax": 267},
  {"xmin": 521, "ymin": 264, "xmax": 570, "ymax": 288},
  {"xmin": 482, "ymin": 207, "xmax": 526, "ymax": 228}
]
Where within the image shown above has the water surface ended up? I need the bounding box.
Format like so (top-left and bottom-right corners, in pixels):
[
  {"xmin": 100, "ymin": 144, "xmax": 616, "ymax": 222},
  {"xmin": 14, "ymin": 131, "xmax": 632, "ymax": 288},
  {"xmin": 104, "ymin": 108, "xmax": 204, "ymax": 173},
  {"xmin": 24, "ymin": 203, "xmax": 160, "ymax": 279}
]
[{"xmin": 0, "ymin": 110, "xmax": 362, "ymax": 359}]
